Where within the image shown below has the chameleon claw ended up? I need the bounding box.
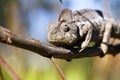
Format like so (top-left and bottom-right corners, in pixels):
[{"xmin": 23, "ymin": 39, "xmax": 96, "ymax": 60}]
[
  {"xmin": 79, "ymin": 41, "xmax": 88, "ymax": 52},
  {"xmin": 101, "ymin": 42, "xmax": 108, "ymax": 54},
  {"xmin": 79, "ymin": 48, "xmax": 85, "ymax": 52}
]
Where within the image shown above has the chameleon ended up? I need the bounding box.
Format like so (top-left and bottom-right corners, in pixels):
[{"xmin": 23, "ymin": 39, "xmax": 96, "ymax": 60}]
[{"xmin": 47, "ymin": 8, "xmax": 120, "ymax": 55}]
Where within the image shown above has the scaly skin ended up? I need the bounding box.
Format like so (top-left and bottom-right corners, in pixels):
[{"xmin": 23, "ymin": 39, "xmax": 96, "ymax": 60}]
[{"xmin": 47, "ymin": 9, "xmax": 120, "ymax": 54}]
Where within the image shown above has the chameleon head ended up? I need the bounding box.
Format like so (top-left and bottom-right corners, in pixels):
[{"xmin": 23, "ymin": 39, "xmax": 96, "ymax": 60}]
[
  {"xmin": 47, "ymin": 9, "xmax": 78, "ymax": 46},
  {"xmin": 47, "ymin": 21, "xmax": 78, "ymax": 46}
]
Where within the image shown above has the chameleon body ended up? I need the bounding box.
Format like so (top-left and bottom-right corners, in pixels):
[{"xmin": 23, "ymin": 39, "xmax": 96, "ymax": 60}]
[{"xmin": 47, "ymin": 9, "xmax": 120, "ymax": 54}]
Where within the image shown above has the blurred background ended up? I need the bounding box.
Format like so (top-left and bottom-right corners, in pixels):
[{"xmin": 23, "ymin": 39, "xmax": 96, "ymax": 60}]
[{"xmin": 0, "ymin": 0, "xmax": 120, "ymax": 80}]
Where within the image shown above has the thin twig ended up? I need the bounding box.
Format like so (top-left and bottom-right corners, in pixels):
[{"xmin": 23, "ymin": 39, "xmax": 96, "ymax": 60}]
[
  {"xmin": 0, "ymin": 65, "xmax": 4, "ymax": 80},
  {"xmin": 51, "ymin": 57, "xmax": 66, "ymax": 80},
  {"xmin": 0, "ymin": 56, "xmax": 21, "ymax": 80}
]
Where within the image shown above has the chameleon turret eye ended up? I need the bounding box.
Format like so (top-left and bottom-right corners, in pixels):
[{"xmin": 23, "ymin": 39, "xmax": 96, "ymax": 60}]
[
  {"xmin": 64, "ymin": 26, "xmax": 70, "ymax": 32},
  {"xmin": 60, "ymin": 19, "xmax": 66, "ymax": 23}
]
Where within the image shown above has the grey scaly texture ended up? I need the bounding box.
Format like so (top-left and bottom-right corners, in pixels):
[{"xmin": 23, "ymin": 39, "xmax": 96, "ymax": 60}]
[{"xmin": 47, "ymin": 9, "xmax": 120, "ymax": 54}]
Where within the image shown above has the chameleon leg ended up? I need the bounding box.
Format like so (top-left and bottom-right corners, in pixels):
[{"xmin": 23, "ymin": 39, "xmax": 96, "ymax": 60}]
[
  {"xmin": 79, "ymin": 28, "xmax": 93, "ymax": 52},
  {"xmin": 101, "ymin": 23, "xmax": 112, "ymax": 54}
]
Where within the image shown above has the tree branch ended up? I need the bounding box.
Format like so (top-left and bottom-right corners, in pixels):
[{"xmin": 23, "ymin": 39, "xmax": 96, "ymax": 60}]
[{"xmin": 0, "ymin": 26, "xmax": 119, "ymax": 60}]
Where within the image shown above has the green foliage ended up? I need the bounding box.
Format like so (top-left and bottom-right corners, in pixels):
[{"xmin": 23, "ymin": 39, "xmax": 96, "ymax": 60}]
[{"xmin": 0, "ymin": 65, "xmax": 12, "ymax": 80}]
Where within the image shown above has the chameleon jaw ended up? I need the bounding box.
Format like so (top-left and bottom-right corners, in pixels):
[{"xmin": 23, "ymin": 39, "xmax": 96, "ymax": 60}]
[{"xmin": 47, "ymin": 32, "xmax": 77, "ymax": 46}]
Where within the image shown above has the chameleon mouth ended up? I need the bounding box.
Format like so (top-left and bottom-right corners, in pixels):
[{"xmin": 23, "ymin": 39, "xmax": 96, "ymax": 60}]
[
  {"xmin": 48, "ymin": 33, "xmax": 77, "ymax": 46},
  {"xmin": 49, "ymin": 40, "xmax": 75, "ymax": 46},
  {"xmin": 49, "ymin": 41, "xmax": 70, "ymax": 46}
]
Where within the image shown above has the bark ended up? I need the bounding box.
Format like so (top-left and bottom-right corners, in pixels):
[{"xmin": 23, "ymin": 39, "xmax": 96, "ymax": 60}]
[{"xmin": 0, "ymin": 26, "xmax": 119, "ymax": 60}]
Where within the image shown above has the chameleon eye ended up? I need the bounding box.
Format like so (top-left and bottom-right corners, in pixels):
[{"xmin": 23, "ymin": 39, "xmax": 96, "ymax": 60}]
[
  {"xmin": 61, "ymin": 19, "xmax": 66, "ymax": 23},
  {"xmin": 64, "ymin": 26, "xmax": 70, "ymax": 32}
]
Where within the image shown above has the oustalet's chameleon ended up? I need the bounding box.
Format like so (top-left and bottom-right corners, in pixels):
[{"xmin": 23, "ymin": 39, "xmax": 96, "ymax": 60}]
[{"xmin": 47, "ymin": 9, "xmax": 120, "ymax": 56}]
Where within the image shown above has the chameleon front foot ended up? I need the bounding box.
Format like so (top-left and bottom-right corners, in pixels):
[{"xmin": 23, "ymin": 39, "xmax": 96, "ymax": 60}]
[
  {"xmin": 79, "ymin": 48, "xmax": 85, "ymax": 53},
  {"xmin": 100, "ymin": 42, "xmax": 108, "ymax": 54},
  {"xmin": 79, "ymin": 41, "xmax": 89, "ymax": 52}
]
